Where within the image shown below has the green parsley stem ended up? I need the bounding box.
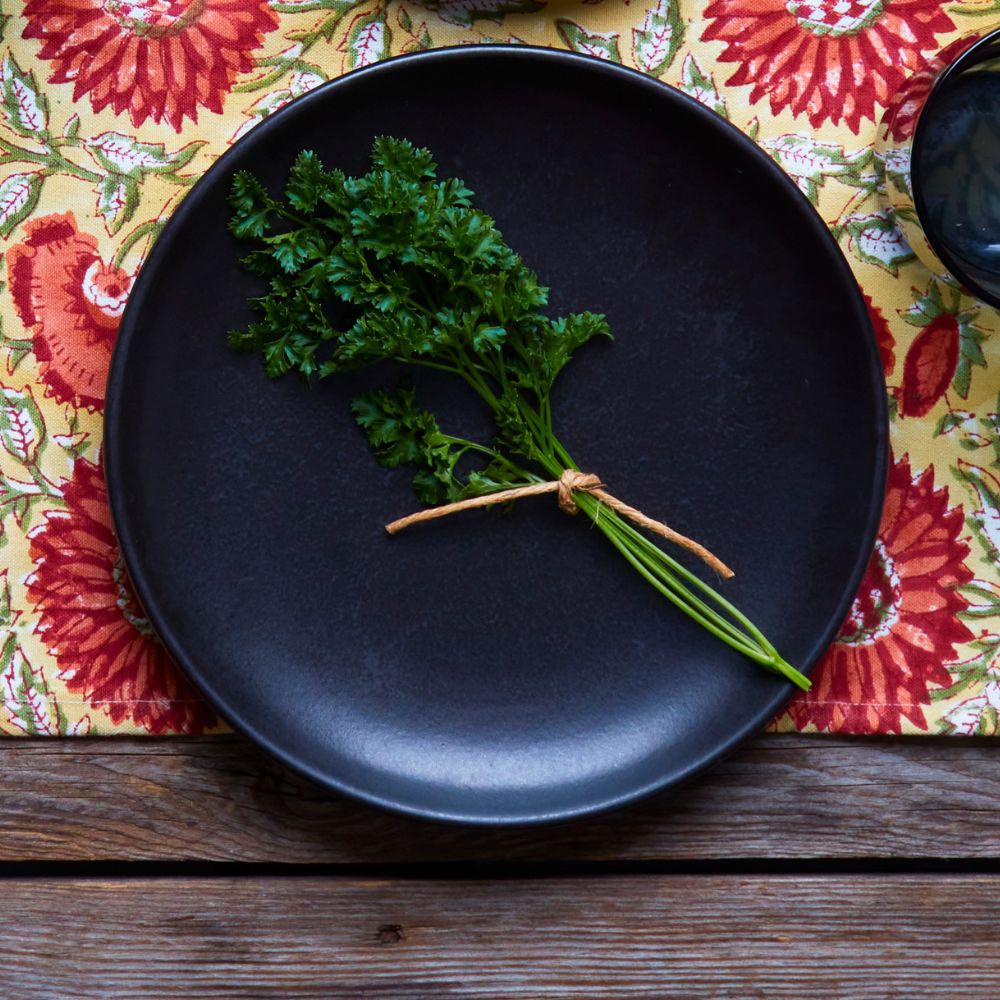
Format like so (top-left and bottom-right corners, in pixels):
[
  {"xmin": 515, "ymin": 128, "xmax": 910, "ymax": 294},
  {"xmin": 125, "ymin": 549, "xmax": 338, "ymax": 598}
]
[
  {"xmin": 609, "ymin": 511, "xmax": 780, "ymax": 655},
  {"xmin": 595, "ymin": 513, "xmax": 762, "ymax": 660},
  {"xmin": 614, "ymin": 530, "xmax": 769, "ymax": 656},
  {"xmin": 522, "ymin": 416, "xmax": 808, "ymax": 688},
  {"xmin": 440, "ymin": 435, "xmax": 540, "ymax": 483},
  {"xmin": 399, "ymin": 357, "xmax": 465, "ymax": 378},
  {"xmin": 582, "ymin": 497, "xmax": 808, "ymax": 688}
]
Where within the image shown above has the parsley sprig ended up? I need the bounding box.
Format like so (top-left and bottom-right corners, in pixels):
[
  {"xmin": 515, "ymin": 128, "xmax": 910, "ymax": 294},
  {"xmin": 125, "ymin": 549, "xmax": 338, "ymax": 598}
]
[{"xmin": 228, "ymin": 137, "xmax": 809, "ymax": 690}]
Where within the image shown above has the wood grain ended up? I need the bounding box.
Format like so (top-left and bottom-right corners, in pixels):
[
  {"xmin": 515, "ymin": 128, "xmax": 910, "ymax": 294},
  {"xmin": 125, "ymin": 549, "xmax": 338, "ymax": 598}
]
[
  {"xmin": 3, "ymin": 874, "xmax": 997, "ymax": 998},
  {"xmin": 3, "ymin": 734, "xmax": 1000, "ymax": 863}
]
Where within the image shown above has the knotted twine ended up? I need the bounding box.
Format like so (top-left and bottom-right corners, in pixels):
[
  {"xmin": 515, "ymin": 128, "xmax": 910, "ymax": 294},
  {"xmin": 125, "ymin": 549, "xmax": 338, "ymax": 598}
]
[{"xmin": 385, "ymin": 469, "xmax": 734, "ymax": 579}]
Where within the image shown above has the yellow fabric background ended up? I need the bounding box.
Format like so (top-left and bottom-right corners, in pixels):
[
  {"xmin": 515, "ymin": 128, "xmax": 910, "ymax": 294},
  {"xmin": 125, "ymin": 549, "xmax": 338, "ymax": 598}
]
[{"xmin": 0, "ymin": 0, "xmax": 998, "ymax": 735}]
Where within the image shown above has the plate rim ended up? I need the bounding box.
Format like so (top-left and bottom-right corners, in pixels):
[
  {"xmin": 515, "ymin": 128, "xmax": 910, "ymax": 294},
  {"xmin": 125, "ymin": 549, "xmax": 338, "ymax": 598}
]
[{"xmin": 104, "ymin": 44, "xmax": 889, "ymax": 826}]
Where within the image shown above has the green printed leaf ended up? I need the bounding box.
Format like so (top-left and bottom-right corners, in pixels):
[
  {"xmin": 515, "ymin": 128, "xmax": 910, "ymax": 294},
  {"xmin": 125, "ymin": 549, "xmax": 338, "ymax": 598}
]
[
  {"xmin": 886, "ymin": 391, "xmax": 898, "ymax": 422},
  {"xmin": 0, "ymin": 472, "xmax": 61, "ymax": 532},
  {"xmin": 86, "ymin": 132, "xmax": 204, "ymax": 179},
  {"xmin": 955, "ymin": 460, "xmax": 1000, "ymax": 565},
  {"xmin": 0, "ymin": 571, "xmax": 14, "ymax": 630},
  {"xmin": 53, "ymin": 413, "xmax": 90, "ymax": 460},
  {"xmin": 476, "ymin": 33, "xmax": 527, "ymax": 44},
  {"xmin": 960, "ymin": 435, "xmax": 988, "ymax": 451},
  {"xmin": 765, "ymin": 134, "xmax": 851, "ymax": 204},
  {"xmin": 414, "ymin": 22, "xmax": 432, "ymax": 48},
  {"xmin": 680, "ymin": 54, "xmax": 726, "ymax": 118},
  {"xmin": 0, "ymin": 324, "xmax": 34, "ymax": 375},
  {"xmin": 62, "ymin": 113, "xmax": 80, "ymax": 140},
  {"xmin": 934, "ymin": 634, "xmax": 1000, "ymax": 733},
  {"xmin": 231, "ymin": 90, "xmax": 294, "ymax": 144},
  {"xmin": 288, "ymin": 66, "xmax": 327, "ymax": 97},
  {"xmin": 401, "ymin": 24, "xmax": 433, "ymax": 51},
  {"xmin": 10, "ymin": 494, "xmax": 29, "ymax": 528},
  {"xmin": 0, "ymin": 385, "xmax": 44, "ymax": 463},
  {"xmin": 344, "ymin": 10, "xmax": 391, "ymax": 68},
  {"xmin": 0, "ymin": 53, "xmax": 48, "ymax": 137},
  {"xmin": 876, "ymin": 146, "xmax": 911, "ymax": 197},
  {"xmin": 557, "ymin": 20, "xmax": 622, "ymax": 62},
  {"xmin": 845, "ymin": 211, "xmax": 915, "ymax": 274},
  {"xmin": 982, "ymin": 401, "xmax": 1000, "ymax": 466},
  {"xmin": 837, "ymin": 148, "xmax": 878, "ymax": 191},
  {"xmin": 959, "ymin": 580, "xmax": 1000, "ymax": 620},
  {"xmin": 1, "ymin": 645, "xmax": 56, "ymax": 736},
  {"xmin": 397, "ymin": 7, "xmax": 433, "ymax": 51},
  {"xmin": 96, "ymin": 172, "xmax": 140, "ymax": 235},
  {"xmin": 632, "ymin": 0, "xmax": 684, "ymax": 77},
  {"xmin": 955, "ymin": 322, "xmax": 987, "ymax": 399},
  {"xmin": 901, "ymin": 280, "xmax": 947, "ymax": 328},
  {"xmin": 0, "ymin": 172, "xmax": 41, "ymax": 238},
  {"xmin": 938, "ymin": 689, "xmax": 1000, "ymax": 735},
  {"xmin": 935, "ymin": 409, "xmax": 973, "ymax": 437}
]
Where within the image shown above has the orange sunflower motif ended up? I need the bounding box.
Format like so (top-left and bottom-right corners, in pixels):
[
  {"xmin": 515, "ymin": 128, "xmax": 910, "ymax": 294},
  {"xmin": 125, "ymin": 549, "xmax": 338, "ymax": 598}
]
[
  {"xmin": 8, "ymin": 213, "xmax": 130, "ymax": 412},
  {"xmin": 701, "ymin": 0, "xmax": 955, "ymax": 133},
  {"xmin": 27, "ymin": 458, "xmax": 217, "ymax": 734},
  {"xmin": 22, "ymin": 0, "xmax": 278, "ymax": 131},
  {"xmin": 786, "ymin": 455, "xmax": 974, "ymax": 732}
]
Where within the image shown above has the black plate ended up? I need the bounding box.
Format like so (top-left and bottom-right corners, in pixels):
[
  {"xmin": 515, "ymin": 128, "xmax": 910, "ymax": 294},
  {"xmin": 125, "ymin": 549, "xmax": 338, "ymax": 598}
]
[{"xmin": 105, "ymin": 46, "xmax": 887, "ymax": 825}]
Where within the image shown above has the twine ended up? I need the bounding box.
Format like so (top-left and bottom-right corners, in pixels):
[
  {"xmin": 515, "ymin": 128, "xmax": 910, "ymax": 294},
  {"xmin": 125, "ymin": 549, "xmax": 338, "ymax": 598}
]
[{"xmin": 385, "ymin": 469, "xmax": 734, "ymax": 579}]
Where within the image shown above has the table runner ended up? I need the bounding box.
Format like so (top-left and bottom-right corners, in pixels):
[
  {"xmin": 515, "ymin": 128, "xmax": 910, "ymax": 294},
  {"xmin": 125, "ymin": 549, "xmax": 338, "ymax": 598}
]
[{"xmin": 0, "ymin": 0, "xmax": 997, "ymax": 737}]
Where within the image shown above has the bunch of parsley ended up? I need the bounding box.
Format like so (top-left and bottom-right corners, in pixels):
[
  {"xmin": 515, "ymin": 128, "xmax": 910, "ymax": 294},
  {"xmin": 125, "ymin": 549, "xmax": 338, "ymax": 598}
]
[{"xmin": 228, "ymin": 137, "xmax": 808, "ymax": 690}]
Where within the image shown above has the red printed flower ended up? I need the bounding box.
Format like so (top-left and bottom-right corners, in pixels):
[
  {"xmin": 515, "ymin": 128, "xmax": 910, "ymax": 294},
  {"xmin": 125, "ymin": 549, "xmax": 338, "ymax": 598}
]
[
  {"xmin": 8, "ymin": 213, "xmax": 130, "ymax": 412},
  {"xmin": 22, "ymin": 0, "xmax": 278, "ymax": 131},
  {"xmin": 701, "ymin": 0, "xmax": 955, "ymax": 133},
  {"xmin": 899, "ymin": 313, "xmax": 958, "ymax": 417},
  {"xmin": 896, "ymin": 284, "xmax": 984, "ymax": 418},
  {"xmin": 27, "ymin": 458, "xmax": 217, "ymax": 734},
  {"xmin": 786, "ymin": 455, "xmax": 973, "ymax": 733},
  {"xmin": 865, "ymin": 293, "xmax": 894, "ymax": 376}
]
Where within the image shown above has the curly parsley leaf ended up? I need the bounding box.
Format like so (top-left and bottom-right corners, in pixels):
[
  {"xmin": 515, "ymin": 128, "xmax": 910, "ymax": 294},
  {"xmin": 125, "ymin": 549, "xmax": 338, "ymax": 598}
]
[{"xmin": 352, "ymin": 383, "xmax": 469, "ymax": 504}]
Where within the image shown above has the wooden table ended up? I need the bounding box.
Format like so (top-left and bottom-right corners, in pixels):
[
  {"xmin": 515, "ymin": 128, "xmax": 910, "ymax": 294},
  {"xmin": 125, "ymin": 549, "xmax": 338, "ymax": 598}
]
[{"xmin": 4, "ymin": 733, "xmax": 999, "ymax": 997}]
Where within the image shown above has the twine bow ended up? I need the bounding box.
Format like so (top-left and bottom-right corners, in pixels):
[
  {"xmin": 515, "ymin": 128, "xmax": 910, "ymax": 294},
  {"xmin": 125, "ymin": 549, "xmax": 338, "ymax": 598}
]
[{"xmin": 385, "ymin": 468, "xmax": 734, "ymax": 579}]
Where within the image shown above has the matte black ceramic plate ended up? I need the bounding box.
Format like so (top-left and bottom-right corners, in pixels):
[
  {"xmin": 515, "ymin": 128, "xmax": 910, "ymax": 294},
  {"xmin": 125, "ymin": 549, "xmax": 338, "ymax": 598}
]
[{"xmin": 105, "ymin": 46, "xmax": 887, "ymax": 825}]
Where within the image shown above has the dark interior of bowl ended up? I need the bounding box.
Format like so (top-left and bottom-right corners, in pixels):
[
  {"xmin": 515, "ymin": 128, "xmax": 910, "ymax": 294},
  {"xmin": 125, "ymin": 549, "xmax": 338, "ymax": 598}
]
[
  {"xmin": 913, "ymin": 36, "xmax": 1000, "ymax": 306},
  {"xmin": 105, "ymin": 47, "xmax": 886, "ymax": 824}
]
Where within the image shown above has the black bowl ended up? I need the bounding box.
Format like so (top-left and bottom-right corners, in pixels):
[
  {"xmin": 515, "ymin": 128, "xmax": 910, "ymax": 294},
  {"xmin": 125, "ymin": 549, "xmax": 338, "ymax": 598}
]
[{"xmin": 912, "ymin": 28, "xmax": 1000, "ymax": 308}]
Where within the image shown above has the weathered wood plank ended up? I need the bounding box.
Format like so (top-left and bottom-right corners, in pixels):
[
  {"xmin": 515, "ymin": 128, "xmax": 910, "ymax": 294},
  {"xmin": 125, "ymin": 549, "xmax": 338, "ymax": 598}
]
[
  {"xmin": 2, "ymin": 735, "xmax": 999, "ymax": 863},
  {"xmin": 2, "ymin": 875, "xmax": 996, "ymax": 998}
]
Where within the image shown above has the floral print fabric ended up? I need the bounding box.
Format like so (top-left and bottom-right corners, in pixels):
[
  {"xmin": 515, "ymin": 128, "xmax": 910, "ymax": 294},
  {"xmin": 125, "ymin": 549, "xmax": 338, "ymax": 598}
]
[{"xmin": 0, "ymin": 0, "xmax": 997, "ymax": 736}]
